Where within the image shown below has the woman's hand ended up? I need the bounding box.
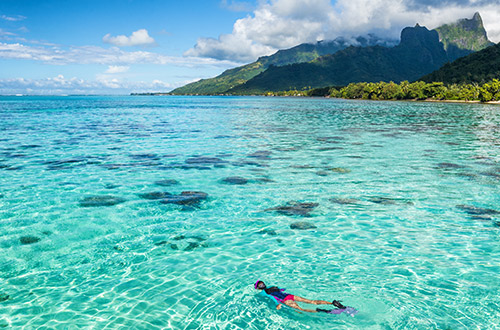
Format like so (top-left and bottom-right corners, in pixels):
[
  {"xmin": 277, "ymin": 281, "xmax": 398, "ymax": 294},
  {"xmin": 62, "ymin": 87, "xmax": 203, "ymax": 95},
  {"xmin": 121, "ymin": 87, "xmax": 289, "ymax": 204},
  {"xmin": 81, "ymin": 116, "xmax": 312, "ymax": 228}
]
[{"xmin": 276, "ymin": 304, "xmax": 282, "ymax": 310}]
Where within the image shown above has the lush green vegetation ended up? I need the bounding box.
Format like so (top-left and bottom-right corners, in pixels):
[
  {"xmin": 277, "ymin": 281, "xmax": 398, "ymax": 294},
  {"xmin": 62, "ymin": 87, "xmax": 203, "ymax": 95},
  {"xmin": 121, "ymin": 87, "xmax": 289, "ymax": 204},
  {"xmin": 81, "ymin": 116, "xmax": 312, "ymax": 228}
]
[
  {"xmin": 435, "ymin": 12, "xmax": 493, "ymax": 61},
  {"xmin": 172, "ymin": 13, "xmax": 491, "ymax": 96},
  {"xmin": 170, "ymin": 61, "xmax": 266, "ymax": 95},
  {"xmin": 170, "ymin": 38, "xmax": 384, "ymax": 95},
  {"xmin": 229, "ymin": 26, "xmax": 450, "ymax": 94},
  {"xmin": 421, "ymin": 42, "xmax": 500, "ymax": 84},
  {"xmin": 301, "ymin": 79, "xmax": 500, "ymax": 102},
  {"xmin": 260, "ymin": 29, "xmax": 500, "ymax": 100}
]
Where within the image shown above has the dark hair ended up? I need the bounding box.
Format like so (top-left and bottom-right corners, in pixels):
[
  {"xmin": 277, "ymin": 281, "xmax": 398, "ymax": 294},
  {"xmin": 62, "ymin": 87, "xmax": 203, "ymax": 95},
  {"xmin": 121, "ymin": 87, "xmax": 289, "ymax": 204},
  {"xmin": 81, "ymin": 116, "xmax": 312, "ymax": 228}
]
[{"xmin": 255, "ymin": 281, "xmax": 266, "ymax": 290}]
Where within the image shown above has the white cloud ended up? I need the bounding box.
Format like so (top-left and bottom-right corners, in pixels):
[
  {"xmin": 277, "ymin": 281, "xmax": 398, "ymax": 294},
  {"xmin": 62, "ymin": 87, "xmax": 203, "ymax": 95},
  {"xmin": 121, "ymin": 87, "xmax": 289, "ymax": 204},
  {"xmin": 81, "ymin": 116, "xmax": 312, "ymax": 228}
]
[
  {"xmin": 0, "ymin": 41, "xmax": 239, "ymax": 67},
  {"xmin": 184, "ymin": 33, "xmax": 275, "ymax": 63},
  {"xmin": 187, "ymin": 0, "xmax": 500, "ymax": 62},
  {"xmin": 0, "ymin": 28, "xmax": 16, "ymax": 37},
  {"xmin": 96, "ymin": 76, "xmax": 122, "ymax": 89},
  {"xmin": 104, "ymin": 65, "xmax": 129, "ymax": 74},
  {"xmin": 333, "ymin": 0, "xmax": 500, "ymax": 41},
  {"xmin": 103, "ymin": 29, "xmax": 155, "ymax": 47},
  {"xmin": 152, "ymin": 79, "xmax": 173, "ymax": 88},
  {"xmin": 478, "ymin": 6, "xmax": 500, "ymax": 42},
  {"xmin": 1, "ymin": 14, "xmax": 26, "ymax": 22},
  {"xmin": 0, "ymin": 75, "xmax": 176, "ymax": 95},
  {"xmin": 186, "ymin": 0, "xmax": 335, "ymax": 62}
]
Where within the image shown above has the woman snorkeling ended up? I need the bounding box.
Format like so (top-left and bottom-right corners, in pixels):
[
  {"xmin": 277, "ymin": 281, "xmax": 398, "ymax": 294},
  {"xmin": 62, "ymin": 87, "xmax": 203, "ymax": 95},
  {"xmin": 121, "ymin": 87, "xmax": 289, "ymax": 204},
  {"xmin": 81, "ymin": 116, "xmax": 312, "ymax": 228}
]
[{"xmin": 254, "ymin": 280, "xmax": 357, "ymax": 315}]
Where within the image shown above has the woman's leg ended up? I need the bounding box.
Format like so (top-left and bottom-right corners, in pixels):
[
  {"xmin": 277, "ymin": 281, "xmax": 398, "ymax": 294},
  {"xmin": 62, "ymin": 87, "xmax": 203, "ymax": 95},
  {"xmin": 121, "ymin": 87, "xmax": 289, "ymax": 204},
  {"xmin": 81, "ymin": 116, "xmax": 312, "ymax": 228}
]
[
  {"xmin": 283, "ymin": 300, "xmax": 318, "ymax": 313},
  {"xmin": 294, "ymin": 295, "xmax": 331, "ymax": 305}
]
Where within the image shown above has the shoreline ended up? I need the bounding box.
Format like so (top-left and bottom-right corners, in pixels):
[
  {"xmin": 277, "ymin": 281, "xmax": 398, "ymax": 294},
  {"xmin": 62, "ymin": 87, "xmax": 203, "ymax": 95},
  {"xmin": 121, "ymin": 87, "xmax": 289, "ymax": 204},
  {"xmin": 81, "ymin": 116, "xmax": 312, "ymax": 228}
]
[
  {"xmin": 131, "ymin": 93, "xmax": 500, "ymax": 105},
  {"xmin": 419, "ymin": 99, "xmax": 500, "ymax": 105}
]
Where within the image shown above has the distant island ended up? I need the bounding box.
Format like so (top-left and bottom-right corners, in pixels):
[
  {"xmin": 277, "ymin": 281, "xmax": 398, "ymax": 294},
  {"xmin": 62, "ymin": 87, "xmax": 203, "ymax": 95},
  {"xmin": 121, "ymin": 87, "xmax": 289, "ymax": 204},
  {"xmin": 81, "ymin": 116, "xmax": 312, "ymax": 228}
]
[
  {"xmin": 132, "ymin": 13, "xmax": 500, "ymax": 102},
  {"xmin": 131, "ymin": 92, "xmax": 171, "ymax": 96}
]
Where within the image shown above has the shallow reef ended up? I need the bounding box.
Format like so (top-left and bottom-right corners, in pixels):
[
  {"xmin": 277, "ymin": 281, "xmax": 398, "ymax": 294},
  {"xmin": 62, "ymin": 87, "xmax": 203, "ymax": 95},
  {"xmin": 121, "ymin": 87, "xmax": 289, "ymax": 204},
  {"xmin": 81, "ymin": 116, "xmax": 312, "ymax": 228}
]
[
  {"xmin": 19, "ymin": 235, "xmax": 41, "ymax": 245},
  {"xmin": 290, "ymin": 221, "xmax": 317, "ymax": 230},
  {"xmin": 155, "ymin": 179, "xmax": 180, "ymax": 186},
  {"xmin": 221, "ymin": 176, "xmax": 248, "ymax": 185},
  {"xmin": 160, "ymin": 191, "xmax": 208, "ymax": 206},
  {"xmin": 265, "ymin": 201, "xmax": 319, "ymax": 217},
  {"xmin": 79, "ymin": 195, "xmax": 126, "ymax": 207},
  {"xmin": 138, "ymin": 191, "xmax": 172, "ymax": 200}
]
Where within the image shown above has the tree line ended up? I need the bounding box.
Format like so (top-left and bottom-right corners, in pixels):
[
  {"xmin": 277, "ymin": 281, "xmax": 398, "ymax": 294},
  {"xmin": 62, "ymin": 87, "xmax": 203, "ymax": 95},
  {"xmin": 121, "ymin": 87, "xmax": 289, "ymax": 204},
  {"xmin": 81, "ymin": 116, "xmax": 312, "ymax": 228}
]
[{"xmin": 264, "ymin": 79, "xmax": 500, "ymax": 102}]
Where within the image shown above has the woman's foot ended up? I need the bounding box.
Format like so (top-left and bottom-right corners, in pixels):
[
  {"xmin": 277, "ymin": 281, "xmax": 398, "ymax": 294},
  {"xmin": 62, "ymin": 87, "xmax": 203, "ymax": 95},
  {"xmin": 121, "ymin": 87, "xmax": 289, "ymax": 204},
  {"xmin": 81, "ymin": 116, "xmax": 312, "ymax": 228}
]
[
  {"xmin": 332, "ymin": 300, "xmax": 346, "ymax": 309},
  {"xmin": 316, "ymin": 307, "xmax": 345, "ymax": 314}
]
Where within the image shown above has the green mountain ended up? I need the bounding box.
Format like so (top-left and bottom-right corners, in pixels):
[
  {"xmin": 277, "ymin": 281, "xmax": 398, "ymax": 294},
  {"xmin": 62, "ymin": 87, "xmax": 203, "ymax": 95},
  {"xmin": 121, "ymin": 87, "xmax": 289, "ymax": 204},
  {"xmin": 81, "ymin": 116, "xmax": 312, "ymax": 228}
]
[
  {"xmin": 172, "ymin": 13, "xmax": 492, "ymax": 95},
  {"xmin": 435, "ymin": 12, "xmax": 493, "ymax": 61},
  {"xmin": 170, "ymin": 36, "xmax": 396, "ymax": 95},
  {"xmin": 229, "ymin": 13, "xmax": 492, "ymax": 94},
  {"xmin": 229, "ymin": 25, "xmax": 449, "ymax": 94},
  {"xmin": 421, "ymin": 42, "xmax": 500, "ymax": 84}
]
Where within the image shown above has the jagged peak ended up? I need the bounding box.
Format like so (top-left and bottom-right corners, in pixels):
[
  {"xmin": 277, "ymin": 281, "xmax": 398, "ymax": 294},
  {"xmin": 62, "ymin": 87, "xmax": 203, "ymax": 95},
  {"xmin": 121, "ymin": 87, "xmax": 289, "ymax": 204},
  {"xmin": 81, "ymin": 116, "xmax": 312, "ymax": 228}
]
[
  {"xmin": 400, "ymin": 24, "xmax": 434, "ymax": 42},
  {"xmin": 465, "ymin": 12, "xmax": 483, "ymax": 24},
  {"xmin": 436, "ymin": 12, "xmax": 485, "ymax": 32},
  {"xmin": 454, "ymin": 12, "xmax": 485, "ymax": 31},
  {"xmin": 433, "ymin": 12, "xmax": 492, "ymax": 58}
]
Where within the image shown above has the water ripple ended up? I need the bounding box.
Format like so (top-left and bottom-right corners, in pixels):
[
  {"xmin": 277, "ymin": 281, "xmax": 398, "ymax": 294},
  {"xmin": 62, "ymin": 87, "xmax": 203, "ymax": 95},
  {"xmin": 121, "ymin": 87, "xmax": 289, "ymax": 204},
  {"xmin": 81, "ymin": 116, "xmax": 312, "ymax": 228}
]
[{"xmin": 0, "ymin": 96, "xmax": 499, "ymax": 329}]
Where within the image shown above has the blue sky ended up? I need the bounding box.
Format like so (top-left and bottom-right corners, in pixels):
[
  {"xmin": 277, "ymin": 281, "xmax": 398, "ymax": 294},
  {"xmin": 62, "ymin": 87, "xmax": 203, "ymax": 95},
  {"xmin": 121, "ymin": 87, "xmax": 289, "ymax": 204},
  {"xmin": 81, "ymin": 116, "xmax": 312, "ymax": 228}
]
[
  {"xmin": 0, "ymin": 0, "xmax": 254, "ymax": 94},
  {"xmin": 1, "ymin": 0, "xmax": 499, "ymax": 95}
]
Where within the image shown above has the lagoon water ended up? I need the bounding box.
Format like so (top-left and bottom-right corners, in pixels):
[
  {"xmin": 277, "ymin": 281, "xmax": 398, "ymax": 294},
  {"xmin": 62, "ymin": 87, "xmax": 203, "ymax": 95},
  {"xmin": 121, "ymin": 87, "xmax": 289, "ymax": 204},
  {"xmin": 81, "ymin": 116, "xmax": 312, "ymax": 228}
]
[{"xmin": 0, "ymin": 95, "xmax": 499, "ymax": 329}]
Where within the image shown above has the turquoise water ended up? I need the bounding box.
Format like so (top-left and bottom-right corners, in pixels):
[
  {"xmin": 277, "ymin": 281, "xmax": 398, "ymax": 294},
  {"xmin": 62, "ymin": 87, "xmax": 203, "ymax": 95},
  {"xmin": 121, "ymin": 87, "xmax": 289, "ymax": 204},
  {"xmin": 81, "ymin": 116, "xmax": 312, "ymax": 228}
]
[{"xmin": 0, "ymin": 95, "xmax": 499, "ymax": 329}]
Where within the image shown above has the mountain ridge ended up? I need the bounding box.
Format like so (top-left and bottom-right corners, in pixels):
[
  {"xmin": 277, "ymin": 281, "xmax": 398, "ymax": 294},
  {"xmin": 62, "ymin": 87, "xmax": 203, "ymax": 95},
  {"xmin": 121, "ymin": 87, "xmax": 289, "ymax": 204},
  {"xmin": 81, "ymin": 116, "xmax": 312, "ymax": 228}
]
[
  {"xmin": 229, "ymin": 25, "xmax": 449, "ymax": 94},
  {"xmin": 435, "ymin": 11, "xmax": 493, "ymax": 61},
  {"xmin": 229, "ymin": 13, "xmax": 492, "ymax": 94},
  {"xmin": 172, "ymin": 13, "xmax": 492, "ymax": 95},
  {"xmin": 171, "ymin": 35, "xmax": 396, "ymax": 95}
]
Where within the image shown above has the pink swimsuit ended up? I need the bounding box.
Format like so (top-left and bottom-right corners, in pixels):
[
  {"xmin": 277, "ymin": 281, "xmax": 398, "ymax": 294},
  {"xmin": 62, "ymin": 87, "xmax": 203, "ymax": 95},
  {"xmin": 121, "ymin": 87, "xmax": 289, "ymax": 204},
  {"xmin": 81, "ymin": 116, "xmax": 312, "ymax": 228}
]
[
  {"xmin": 268, "ymin": 288, "xmax": 295, "ymax": 303},
  {"xmin": 280, "ymin": 294, "xmax": 295, "ymax": 302}
]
